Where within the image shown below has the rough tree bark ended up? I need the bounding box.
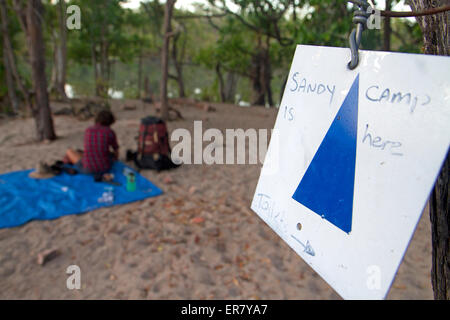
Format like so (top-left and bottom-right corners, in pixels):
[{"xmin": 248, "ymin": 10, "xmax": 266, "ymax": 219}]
[
  {"xmin": 251, "ymin": 61, "xmax": 264, "ymax": 105},
  {"xmin": 160, "ymin": 0, "xmax": 176, "ymax": 121},
  {"xmin": 408, "ymin": 0, "xmax": 449, "ymax": 300},
  {"xmin": 91, "ymin": 42, "xmax": 102, "ymax": 97},
  {"xmin": 9, "ymin": 2, "xmax": 32, "ymax": 113},
  {"xmin": 278, "ymin": 73, "xmax": 289, "ymax": 107},
  {"xmin": 25, "ymin": 0, "xmax": 56, "ymax": 140},
  {"xmin": 409, "ymin": 0, "xmax": 449, "ymax": 56},
  {"xmin": 261, "ymin": 36, "xmax": 273, "ymax": 107},
  {"xmin": 2, "ymin": 46, "xmax": 19, "ymax": 114},
  {"xmin": 171, "ymin": 31, "xmax": 186, "ymax": 98},
  {"xmin": 250, "ymin": 35, "xmax": 265, "ymax": 106},
  {"xmin": 97, "ymin": 23, "xmax": 110, "ymax": 98},
  {"xmin": 214, "ymin": 63, "xmax": 238, "ymax": 103},
  {"xmin": 144, "ymin": 76, "xmax": 152, "ymax": 100}
]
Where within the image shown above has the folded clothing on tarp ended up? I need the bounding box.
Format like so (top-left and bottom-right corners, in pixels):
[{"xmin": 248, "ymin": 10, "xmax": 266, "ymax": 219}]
[{"xmin": 0, "ymin": 162, "xmax": 162, "ymax": 229}]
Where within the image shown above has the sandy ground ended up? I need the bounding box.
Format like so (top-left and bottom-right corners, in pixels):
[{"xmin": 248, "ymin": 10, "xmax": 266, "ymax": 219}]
[{"xmin": 0, "ymin": 99, "xmax": 434, "ymax": 299}]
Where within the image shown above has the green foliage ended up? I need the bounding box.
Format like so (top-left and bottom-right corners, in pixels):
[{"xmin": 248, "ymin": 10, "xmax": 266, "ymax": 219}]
[
  {"xmin": 0, "ymin": 53, "xmax": 6, "ymax": 100},
  {"xmin": 391, "ymin": 18, "xmax": 423, "ymax": 53},
  {"xmin": 1, "ymin": 0, "xmax": 425, "ymax": 109},
  {"xmin": 196, "ymin": 16, "xmax": 253, "ymax": 75},
  {"xmin": 68, "ymin": 0, "xmax": 130, "ymax": 62},
  {"xmin": 0, "ymin": 0, "xmax": 27, "ymax": 108}
]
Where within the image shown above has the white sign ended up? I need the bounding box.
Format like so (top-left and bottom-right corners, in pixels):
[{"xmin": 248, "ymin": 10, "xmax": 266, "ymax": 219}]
[{"xmin": 251, "ymin": 45, "xmax": 450, "ymax": 300}]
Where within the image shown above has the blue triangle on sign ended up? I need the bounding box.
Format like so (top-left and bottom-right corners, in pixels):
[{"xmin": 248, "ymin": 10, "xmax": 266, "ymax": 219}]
[{"xmin": 292, "ymin": 74, "xmax": 360, "ymax": 233}]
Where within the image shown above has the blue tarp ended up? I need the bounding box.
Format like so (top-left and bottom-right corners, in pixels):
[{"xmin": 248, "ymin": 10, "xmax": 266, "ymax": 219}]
[{"xmin": 0, "ymin": 162, "xmax": 163, "ymax": 229}]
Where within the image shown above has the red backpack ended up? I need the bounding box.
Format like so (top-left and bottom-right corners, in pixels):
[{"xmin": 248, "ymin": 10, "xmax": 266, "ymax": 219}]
[
  {"xmin": 131, "ymin": 116, "xmax": 179, "ymax": 171},
  {"xmin": 138, "ymin": 116, "xmax": 170, "ymax": 157}
]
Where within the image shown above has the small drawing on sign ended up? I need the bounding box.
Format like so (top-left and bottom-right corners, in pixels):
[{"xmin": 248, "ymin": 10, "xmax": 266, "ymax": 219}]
[
  {"xmin": 292, "ymin": 74, "xmax": 360, "ymax": 234},
  {"xmin": 291, "ymin": 234, "xmax": 315, "ymax": 256}
]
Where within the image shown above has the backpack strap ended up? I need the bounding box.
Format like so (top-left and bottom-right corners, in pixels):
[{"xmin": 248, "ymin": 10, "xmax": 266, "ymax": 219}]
[{"xmin": 139, "ymin": 125, "xmax": 148, "ymax": 163}]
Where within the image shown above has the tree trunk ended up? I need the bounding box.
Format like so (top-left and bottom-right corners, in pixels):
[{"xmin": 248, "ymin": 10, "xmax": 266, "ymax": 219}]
[
  {"xmin": 250, "ymin": 51, "xmax": 265, "ymax": 106},
  {"xmin": 408, "ymin": 0, "xmax": 449, "ymax": 56},
  {"xmin": 26, "ymin": 0, "xmax": 56, "ymax": 141},
  {"xmin": 279, "ymin": 73, "xmax": 289, "ymax": 106},
  {"xmin": 408, "ymin": 0, "xmax": 449, "ymax": 299},
  {"xmin": 1, "ymin": 0, "xmax": 34, "ymax": 113},
  {"xmin": 55, "ymin": 0, "xmax": 68, "ymax": 100},
  {"xmin": 383, "ymin": 0, "xmax": 392, "ymax": 51},
  {"xmin": 215, "ymin": 63, "xmax": 226, "ymax": 102},
  {"xmin": 160, "ymin": 0, "xmax": 176, "ymax": 121},
  {"xmin": 0, "ymin": 0, "xmax": 19, "ymax": 113},
  {"xmin": 429, "ymin": 153, "xmax": 449, "ymax": 300},
  {"xmin": 171, "ymin": 32, "xmax": 186, "ymax": 98},
  {"xmin": 224, "ymin": 72, "xmax": 238, "ymax": 103},
  {"xmin": 138, "ymin": 50, "xmax": 143, "ymax": 99}
]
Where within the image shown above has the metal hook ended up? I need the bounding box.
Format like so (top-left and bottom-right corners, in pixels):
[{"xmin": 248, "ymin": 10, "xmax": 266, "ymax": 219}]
[{"xmin": 347, "ymin": 1, "xmax": 372, "ymax": 70}]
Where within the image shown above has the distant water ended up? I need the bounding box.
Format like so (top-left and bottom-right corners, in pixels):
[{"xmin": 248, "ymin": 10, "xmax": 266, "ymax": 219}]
[
  {"xmin": 65, "ymin": 84, "xmax": 75, "ymax": 99},
  {"xmin": 108, "ymin": 88, "xmax": 124, "ymax": 99},
  {"xmin": 64, "ymin": 84, "xmax": 124, "ymax": 100}
]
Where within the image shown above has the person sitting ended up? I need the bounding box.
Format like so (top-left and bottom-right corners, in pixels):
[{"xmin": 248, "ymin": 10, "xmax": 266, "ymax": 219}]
[{"xmin": 65, "ymin": 110, "xmax": 119, "ymax": 181}]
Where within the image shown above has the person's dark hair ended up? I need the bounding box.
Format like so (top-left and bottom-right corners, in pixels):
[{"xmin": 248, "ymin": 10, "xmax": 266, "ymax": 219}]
[{"xmin": 95, "ymin": 110, "xmax": 115, "ymax": 126}]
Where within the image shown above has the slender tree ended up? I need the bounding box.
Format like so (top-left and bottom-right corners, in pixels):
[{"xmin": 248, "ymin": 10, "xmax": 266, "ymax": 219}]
[
  {"xmin": 1, "ymin": 0, "xmax": 33, "ymax": 114},
  {"xmin": 14, "ymin": 0, "xmax": 56, "ymax": 141},
  {"xmin": 408, "ymin": 0, "xmax": 449, "ymax": 300},
  {"xmin": 170, "ymin": 22, "xmax": 187, "ymax": 98},
  {"xmin": 49, "ymin": 0, "xmax": 68, "ymax": 101},
  {"xmin": 383, "ymin": 0, "xmax": 393, "ymax": 51},
  {"xmin": 0, "ymin": 0, "xmax": 19, "ymax": 113},
  {"xmin": 160, "ymin": 0, "xmax": 176, "ymax": 121}
]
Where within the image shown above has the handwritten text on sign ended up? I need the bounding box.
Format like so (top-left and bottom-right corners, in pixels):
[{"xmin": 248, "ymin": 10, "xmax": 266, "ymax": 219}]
[{"xmin": 252, "ymin": 45, "xmax": 449, "ymax": 299}]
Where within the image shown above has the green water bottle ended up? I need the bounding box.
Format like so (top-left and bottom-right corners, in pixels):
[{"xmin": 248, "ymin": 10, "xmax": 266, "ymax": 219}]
[{"xmin": 126, "ymin": 172, "xmax": 136, "ymax": 192}]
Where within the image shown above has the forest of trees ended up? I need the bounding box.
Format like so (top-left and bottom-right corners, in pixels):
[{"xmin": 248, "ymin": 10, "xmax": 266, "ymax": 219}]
[{"xmin": 0, "ymin": 1, "xmax": 423, "ymax": 116}]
